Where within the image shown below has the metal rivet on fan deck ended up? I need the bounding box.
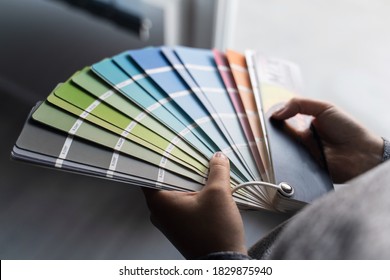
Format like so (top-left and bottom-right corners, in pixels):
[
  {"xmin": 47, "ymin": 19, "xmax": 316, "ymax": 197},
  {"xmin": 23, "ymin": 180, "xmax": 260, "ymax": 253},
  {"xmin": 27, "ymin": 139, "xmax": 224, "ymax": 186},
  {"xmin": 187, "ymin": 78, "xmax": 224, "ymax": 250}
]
[{"xmin": 279, "ymin": 182, "xmax": 294, "ymax": 197}]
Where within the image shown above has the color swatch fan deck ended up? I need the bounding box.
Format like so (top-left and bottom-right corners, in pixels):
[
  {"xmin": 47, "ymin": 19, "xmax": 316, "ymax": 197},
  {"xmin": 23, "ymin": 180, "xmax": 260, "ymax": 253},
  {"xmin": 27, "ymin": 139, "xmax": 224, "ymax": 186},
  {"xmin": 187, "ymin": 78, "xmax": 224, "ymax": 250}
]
[{"xmin": 11, "ymin": 46, "xmax": 333, "ymax": 213}]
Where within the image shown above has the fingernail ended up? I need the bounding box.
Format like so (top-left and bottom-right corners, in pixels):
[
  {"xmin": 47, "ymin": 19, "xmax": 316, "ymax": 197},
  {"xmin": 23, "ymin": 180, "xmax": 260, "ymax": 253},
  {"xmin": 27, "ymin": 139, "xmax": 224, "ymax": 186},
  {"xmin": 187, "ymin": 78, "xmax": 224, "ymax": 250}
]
[
  {"xmin": 272, "ymin": 105, "xmax": 286, "ymax": 117},
  {"xmin": 214, "ymin": 152, "xmax": 226, "ymax": 159}
]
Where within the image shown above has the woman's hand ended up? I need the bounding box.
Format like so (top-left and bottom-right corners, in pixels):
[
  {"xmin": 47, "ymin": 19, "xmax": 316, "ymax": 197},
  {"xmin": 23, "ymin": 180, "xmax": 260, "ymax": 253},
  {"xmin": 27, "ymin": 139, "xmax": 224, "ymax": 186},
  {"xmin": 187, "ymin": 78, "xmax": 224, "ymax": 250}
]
[
  {"xmin": 143, "ymin": 152, "xmax": 247, "ymax": 259},
  {"xmin": 272, "ymin": 97, "xmax": 384, "ymax": 183}
]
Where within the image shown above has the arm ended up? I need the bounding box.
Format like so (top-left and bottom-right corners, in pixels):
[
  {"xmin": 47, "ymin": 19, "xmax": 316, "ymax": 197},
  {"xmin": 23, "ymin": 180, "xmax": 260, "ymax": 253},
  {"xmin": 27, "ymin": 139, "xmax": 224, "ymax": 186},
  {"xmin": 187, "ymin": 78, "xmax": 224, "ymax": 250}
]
[
  {"xmin": 272, "ymin": 97, "xmax": 384, "ymax": 183},
  {"xmin": 143, "ymin": 152, "xmax": 248, "ymax": 259}
]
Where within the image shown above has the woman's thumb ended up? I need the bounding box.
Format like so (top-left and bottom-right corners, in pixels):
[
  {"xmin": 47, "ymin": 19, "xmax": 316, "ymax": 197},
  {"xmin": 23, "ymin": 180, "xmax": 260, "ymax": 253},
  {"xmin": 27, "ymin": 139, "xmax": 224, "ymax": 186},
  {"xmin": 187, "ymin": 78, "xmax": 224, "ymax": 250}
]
[{"xmin": 202, "ymin": 152, "xmax": 231, "ymax": 194}]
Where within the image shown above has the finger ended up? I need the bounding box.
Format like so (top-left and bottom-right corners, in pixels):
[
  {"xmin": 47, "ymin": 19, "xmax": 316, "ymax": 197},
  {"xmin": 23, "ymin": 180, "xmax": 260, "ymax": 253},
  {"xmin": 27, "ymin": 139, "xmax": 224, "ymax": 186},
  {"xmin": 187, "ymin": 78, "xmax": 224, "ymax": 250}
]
[
  {"xmin": 202, "ymin": 152, "xmax": 231, "ymax": 195},
  {"xmin": 298, "ymin": 127, "xmax": 327, "ymax": 167},
  {"xmin": 272, "ymin": 97, "xmax": 333, "ymax": 120},
  {"xmin": 142, "ymin": 187, "xmax": 181, "ymax": 211},
  {"xmin": 142, "ymin": 187, "xmax": 162, "ymax": 209},
  {"xmin": 142, "ymin": 187, "xmax": 160, "ymax": 202}
]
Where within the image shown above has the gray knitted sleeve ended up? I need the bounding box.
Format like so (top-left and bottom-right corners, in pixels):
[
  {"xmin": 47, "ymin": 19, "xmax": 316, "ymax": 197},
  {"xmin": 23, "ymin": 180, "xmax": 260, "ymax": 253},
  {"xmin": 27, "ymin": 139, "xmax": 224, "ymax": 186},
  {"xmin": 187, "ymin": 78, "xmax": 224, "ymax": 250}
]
[{"xmin": 382, "ymin": 138, "xmax": 390, "ymax": 162}]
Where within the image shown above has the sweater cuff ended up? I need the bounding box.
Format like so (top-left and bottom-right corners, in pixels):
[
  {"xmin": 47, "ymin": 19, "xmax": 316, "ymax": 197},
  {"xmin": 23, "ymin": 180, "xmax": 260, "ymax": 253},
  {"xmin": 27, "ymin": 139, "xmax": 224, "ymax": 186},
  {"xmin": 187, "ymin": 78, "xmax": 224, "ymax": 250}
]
[
  {"xmin": 382, "ymin": 138, "xmax": 390, "ymax": 162},
  {"xmin": 200, "ymin": 251, "xmax": 251, "ymax": 260}
]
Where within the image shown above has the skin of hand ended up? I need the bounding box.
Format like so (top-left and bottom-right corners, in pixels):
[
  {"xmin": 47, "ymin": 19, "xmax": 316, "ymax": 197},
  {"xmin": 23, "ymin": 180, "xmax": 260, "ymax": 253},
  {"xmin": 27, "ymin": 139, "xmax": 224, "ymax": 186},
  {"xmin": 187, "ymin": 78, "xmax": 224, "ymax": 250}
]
[
  {"xmin": 142, "ymin": 152, "xmax": 247, "ymax": 259},
  {"xmin": 272, "ymin": 97, "xmax": 384, "ymax": 183}
]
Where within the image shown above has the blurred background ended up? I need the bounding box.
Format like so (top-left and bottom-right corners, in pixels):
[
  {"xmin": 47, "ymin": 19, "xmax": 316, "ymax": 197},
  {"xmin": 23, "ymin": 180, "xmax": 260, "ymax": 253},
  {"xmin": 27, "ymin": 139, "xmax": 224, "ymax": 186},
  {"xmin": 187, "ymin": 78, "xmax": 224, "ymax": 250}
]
[{"xmin": 1, "ymin": 0, "xmax": 389, "ymax": 259}]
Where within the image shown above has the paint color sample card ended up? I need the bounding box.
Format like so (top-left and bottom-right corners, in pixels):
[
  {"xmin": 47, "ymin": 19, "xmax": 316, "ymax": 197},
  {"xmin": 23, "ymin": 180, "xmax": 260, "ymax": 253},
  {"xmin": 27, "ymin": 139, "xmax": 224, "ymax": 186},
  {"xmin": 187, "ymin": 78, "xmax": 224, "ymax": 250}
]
[{"xmin": 11, "ymin": 46, "xmax": 333, "ymax": 213}]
